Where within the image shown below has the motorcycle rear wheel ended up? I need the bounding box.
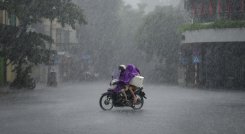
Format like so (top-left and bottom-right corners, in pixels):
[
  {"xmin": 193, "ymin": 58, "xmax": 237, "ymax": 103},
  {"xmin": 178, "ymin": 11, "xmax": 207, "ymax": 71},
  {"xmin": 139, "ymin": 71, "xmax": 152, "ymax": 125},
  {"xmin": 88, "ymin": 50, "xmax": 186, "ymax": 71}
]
[{"xmin": 99, "ymin": 94, "xmax": 113, "ymax": 111}]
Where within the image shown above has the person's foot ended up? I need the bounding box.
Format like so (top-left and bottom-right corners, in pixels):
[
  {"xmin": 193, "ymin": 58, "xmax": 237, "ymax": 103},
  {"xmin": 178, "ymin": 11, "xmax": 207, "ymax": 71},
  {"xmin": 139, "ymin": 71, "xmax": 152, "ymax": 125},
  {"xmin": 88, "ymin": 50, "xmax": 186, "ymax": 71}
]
[{"xmin": 133, "ymin": 97, "xmax": 137, "ymax": 104}]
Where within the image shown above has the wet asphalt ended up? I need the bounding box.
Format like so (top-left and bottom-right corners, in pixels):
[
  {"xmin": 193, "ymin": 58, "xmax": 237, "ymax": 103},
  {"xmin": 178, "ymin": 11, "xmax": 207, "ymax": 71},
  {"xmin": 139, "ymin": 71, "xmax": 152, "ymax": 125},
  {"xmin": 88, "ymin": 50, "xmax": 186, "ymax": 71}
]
[{"xmin": 0, "ymin": 81, "xmax": 245, "ymax": 134}]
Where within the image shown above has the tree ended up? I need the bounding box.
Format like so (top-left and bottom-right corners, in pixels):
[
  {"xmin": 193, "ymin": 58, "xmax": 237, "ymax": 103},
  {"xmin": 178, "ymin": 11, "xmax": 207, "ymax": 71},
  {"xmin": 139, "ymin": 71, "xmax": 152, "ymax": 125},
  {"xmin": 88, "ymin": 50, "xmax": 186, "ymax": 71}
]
[
  {"xmin": 136, "ymin": 6, "xmax": 185, "ymax": 83},
  {"xmin": 111, "ymin": 4, "xmax": 146, "ymax": 69},
  {"xmin": 0, "ymin": 0, "xmax": 86, "ymax": 88},
  {"xmin": 139, "ymin": 0, "xmax": 181, "ymax": 12},
  {"xmin": 77, "ymin": 0, "xmax": 122, "ymax": 76},
  {"xmin": 0, "ymin": 0, "xmax": 86, "ymax": 28},
  {"xmin": 76, "ymin": 0, "xmax": 150, "ymax": 77}
]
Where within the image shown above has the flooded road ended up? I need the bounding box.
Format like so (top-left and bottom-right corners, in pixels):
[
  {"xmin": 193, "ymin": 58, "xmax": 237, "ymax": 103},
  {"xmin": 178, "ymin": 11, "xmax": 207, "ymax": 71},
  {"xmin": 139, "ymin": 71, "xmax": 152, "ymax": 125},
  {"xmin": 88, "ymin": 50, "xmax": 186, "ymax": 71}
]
[{"xmin": 0, "ymin": 82, "xmax": 245, "ymax": 134}]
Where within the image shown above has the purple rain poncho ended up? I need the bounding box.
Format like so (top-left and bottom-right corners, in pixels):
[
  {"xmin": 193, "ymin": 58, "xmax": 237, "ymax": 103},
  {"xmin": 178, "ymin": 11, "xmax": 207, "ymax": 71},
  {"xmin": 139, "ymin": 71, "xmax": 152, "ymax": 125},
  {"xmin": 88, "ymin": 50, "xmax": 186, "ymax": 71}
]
[
  {"xmin": 119, "ymin": 64, "xmax": 140, "ymax": 84},
  {"xmin": 114, "ymin": 64, "xmax": 140, "ymax": 93}
]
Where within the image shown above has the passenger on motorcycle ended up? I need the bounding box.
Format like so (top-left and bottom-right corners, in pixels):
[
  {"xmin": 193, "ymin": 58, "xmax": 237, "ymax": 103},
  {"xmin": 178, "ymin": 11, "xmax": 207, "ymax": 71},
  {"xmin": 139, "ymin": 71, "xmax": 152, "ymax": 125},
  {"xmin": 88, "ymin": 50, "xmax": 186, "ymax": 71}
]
[{"xmin": 122, "ymin": 64, "xmax": 140, "ymax": 104}]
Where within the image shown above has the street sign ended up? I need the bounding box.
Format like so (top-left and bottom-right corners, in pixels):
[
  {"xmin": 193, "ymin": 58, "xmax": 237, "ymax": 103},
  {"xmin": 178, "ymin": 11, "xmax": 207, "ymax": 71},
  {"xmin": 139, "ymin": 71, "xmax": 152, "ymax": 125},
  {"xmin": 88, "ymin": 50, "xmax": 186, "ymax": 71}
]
[
  {"xmin": 193, "ymin": 56, "xmax": 201, "ymax": 64},
  {"xmin": 82, "ymin": 54, "xmax": 91, "ymax": 60}
]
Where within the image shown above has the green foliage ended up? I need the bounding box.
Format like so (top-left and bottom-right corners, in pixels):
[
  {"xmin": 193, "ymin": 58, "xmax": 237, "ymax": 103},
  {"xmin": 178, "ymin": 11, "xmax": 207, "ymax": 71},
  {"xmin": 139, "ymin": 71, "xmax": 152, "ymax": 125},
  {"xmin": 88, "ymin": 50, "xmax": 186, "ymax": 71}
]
[
  {"xmin": 136, "ymin": 6, "xmax": 185, "ymax": 83},
  {"xmin": 0, "ymin": 0, "xmax": 86, "ymax": 87},
  {"xmin": 137, "ymin": 6, "xmax": 184, "ymax": 58},
  {"xmin": 180, "ymin": 20, "xmax": 245, "ymax": 32},
  {"xmin": 40, "ymin": 0, "xmax": 87, "ymax": 29},
  {"xmin": 0, "ymin": 0, "xmax": 86, "ymax": 28},
  {"xmin": 0, "ymin": 24, "xmax": 51, "ymax": 66},
  {"xmin": 76, "ymin": 1, "xmax": 148, "ymax": 77},
  {"xmin": 114, "ymin": 4, "xmax": 145, "ymax": 63},
  {"xmin": 76, "ymin": 0, "xmax": 122, "ymax": 75}
]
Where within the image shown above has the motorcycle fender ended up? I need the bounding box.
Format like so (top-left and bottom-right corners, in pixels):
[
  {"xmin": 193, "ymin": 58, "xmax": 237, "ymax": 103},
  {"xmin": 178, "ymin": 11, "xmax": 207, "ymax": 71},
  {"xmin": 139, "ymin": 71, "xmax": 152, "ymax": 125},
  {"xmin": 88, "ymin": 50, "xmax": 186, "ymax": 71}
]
[
  {"xmin": 102, "ymin": 92, "xmax": 110, "ymax": 96},
  {"xmin": 138, "ymin": 91, "xmax": 147, "ymax": 99},
  {"xmin": 102, "ymin": 90, "xmax": 113, "ymax": 96}
]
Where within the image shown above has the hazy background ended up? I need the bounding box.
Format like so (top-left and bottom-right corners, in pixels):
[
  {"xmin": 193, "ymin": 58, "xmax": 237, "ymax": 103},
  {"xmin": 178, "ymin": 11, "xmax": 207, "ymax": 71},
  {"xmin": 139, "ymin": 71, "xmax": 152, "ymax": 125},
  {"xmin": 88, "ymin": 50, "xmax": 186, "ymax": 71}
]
[{"xmin": 74, "ymin": 0, "xmax": 185, "ymax": 84}]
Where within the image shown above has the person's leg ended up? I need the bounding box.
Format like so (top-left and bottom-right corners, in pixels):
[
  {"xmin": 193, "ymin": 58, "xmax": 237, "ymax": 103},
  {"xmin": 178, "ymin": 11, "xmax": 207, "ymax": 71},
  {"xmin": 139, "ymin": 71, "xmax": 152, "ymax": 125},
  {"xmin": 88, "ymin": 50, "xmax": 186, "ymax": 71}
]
[
  {"xmin": 128, "ymin": 86, "xmax": 137, "ymax": 104},
  {"xmin": 122, "ymin": 85, "xmax": 129, "ymax": 101},
  {"xmin": 122, "ymin": 90, "xmax": 128, "ymax": 101}
]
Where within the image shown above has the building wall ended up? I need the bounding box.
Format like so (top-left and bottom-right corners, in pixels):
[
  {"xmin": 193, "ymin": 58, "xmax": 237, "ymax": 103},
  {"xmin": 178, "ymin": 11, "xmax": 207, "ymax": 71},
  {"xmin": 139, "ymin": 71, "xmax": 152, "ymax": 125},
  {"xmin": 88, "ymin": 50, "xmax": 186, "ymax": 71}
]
[
  {"xmin": 32, "ymin": 19, "xmax": 58, "ymax": 83},
  {"xmin": 0, "ymin": 58, "xmax": 4, "ymax": 86},
  {"xmin": 182, "ymin": 28, "xmax": 245, "ymax": 44},
  {"xmin": 5, "ymin": 12, "xmax": 17, "ymax": 82},
  {"xmin": 32, "ymin": 19, "xmax": 80, "ymax": 83},
  {"xmin": 0, "ymin": 11, "xmax": 4, "ymax": 86},
  {"xmin": 0, "ymin": 10, "xmax": 3, "ymax": 23},
  {"xmin": 179, "ymin": 0, "xmax": 245, "ymax": 88},
  {"xmin": 6, "ymin": 63, "xmax": 15, "ymax": 83},
  {"xmin": 184, "ymin": 0, "xmax": 245, "ymax": 23},
  {"xmin": 5, "ymin": 12, "xmax": 17, "ymax": 83},
  {"xmin": 0, "ymin": 10, "xmax": 17, "ymax": 84},
  {"xmin": 0, "ymin": 10, "xmax": 7, "ymax": 24}
]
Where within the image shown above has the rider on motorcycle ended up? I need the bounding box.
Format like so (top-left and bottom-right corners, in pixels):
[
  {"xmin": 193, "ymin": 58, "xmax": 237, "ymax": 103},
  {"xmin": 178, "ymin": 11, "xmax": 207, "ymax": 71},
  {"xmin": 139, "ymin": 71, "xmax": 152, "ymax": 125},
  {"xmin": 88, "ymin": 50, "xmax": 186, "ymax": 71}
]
[
  {"xmin": 114, "ymin": 64, "xmax": 140, "ymax": 104},
  {"xmin": 113, "ymin": 65, "xmax": 128, "ymax": 103}
]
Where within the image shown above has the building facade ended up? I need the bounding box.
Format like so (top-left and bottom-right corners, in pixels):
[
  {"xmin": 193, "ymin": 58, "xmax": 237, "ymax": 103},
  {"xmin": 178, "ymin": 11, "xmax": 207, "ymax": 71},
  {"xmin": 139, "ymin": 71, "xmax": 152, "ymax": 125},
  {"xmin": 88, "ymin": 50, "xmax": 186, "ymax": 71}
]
[
  {"xmin": 1, "ymin": 3, "xmax": 81, "ymax": 86},
  {"xmin": 0, "ymin": 10, "xmax": 18, "ymax": 86},
  {"xmin": 0, "ymin": 10, "xmax": 5, "ymax": 86},
  {"xmin": 179, "ymin": 0, "xmax": 245, "ymax": 88},
  {"xmin": 32, "ymin": 19, "xmax": 81, "ymax": 83}
]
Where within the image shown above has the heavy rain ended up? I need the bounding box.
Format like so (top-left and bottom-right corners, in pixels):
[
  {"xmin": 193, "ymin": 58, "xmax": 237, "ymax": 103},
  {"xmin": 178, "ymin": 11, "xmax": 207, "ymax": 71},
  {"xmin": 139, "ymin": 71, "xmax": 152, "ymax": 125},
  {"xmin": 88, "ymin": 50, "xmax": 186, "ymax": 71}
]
[{"xmin": 0, "ymin": 0, "xmax": 245, "ymax": 134}]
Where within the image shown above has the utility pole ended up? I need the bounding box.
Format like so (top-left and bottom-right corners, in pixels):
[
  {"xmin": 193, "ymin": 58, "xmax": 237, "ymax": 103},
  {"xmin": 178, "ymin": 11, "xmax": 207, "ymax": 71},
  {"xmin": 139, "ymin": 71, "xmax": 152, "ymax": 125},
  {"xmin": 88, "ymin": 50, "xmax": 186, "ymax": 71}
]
[
  {"xmin": 194, "ymin": 63, "xmax": 198, "ymax": 86},
  {"xmin": 47, "ymin": 6, "xmax": 57, "ymax": 87},
  {"xmin": 47, "ymin": 19, "xmax": 53, "ymax": 86}
]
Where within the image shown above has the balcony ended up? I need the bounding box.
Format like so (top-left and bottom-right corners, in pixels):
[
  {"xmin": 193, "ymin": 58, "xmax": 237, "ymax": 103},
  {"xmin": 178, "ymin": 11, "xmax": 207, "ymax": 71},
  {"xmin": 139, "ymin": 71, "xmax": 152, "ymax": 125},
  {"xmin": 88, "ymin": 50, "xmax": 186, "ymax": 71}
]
[{"xmin": 182, "ymin": 27, "xmax": 245, "ymax": 44}]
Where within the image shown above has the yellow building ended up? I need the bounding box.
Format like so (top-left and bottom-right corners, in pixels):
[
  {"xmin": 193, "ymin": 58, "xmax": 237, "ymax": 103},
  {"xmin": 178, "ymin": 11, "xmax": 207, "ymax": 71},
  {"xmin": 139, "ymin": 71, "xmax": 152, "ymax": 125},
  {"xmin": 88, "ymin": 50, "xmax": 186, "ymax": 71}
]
[
  {"xmin": 0, "ymin": 10, "xmax": 17, "ymax": 85},
  {"xmin": 0, "ymin": 10, "xmax": 7, "ymax": 85}
]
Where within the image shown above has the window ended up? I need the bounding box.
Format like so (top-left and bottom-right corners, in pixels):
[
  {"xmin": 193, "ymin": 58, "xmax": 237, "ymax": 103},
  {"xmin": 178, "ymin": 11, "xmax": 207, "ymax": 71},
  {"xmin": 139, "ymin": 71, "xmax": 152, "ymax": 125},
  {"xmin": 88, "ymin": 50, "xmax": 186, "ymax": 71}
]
[
  {"xmin": 0, "ymin": 11, "xmax": 3, "ymax": 24},
  {"xmin": 8, "ymin": 14, "xmax": 16, "ymax": 26}
]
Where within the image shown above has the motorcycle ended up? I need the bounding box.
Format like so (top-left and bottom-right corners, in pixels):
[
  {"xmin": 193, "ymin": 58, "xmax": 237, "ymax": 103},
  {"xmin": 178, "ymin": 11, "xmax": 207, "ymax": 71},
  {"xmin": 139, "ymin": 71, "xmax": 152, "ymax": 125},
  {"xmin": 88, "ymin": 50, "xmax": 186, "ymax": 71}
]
[{"xmin": 99, "ymin": 79, "xmax": 147, "ymax": 110}]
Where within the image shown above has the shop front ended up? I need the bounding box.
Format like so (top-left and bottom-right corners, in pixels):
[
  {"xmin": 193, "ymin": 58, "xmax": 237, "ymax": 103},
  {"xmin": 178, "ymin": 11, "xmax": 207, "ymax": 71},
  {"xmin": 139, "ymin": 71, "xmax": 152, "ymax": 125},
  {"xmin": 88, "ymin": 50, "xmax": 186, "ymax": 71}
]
[{"xmin": 179, "ymin": 42, "xmax": 245, "ymax": 89}]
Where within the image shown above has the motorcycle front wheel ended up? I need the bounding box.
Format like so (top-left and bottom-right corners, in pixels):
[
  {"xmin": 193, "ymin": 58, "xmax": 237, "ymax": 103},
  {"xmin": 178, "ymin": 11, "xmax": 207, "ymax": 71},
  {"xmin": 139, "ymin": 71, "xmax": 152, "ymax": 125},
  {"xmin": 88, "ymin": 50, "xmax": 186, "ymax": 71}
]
[
  {"xmin": 99, "ymin": 94, "xmax": 113, "ymax": 111},
  {"xmin": 132, "ymin": 94, "xmax": 144, "ymax": 110}
]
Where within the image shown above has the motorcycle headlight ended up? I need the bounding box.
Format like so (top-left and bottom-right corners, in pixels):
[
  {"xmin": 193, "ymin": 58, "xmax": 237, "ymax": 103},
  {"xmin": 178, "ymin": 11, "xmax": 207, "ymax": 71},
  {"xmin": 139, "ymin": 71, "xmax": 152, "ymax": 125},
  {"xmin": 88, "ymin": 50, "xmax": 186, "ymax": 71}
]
[
  {"xmin": 110, "ymin": 85, "xmax": 116, "ymax": 89},
  {"xmin": 110, "ymin": 79, "xmax": 118, "ymax": 85}
]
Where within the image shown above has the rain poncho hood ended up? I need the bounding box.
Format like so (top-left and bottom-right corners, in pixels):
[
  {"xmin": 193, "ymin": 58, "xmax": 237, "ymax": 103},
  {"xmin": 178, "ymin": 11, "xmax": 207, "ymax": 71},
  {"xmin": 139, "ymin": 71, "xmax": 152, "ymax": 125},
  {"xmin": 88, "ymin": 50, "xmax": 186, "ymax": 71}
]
[
  {"xmin": 114, "ymin": 64, "xmax": 140, "ymax": 93},
  {"xmin": 119, "ymin": 64, "xmax": 140, "ymax": 84}
]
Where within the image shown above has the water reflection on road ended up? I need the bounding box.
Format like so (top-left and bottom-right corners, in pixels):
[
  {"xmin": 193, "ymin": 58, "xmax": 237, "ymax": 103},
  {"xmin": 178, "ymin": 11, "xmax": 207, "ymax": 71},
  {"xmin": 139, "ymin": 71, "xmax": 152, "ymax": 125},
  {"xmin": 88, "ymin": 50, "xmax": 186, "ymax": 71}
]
[{"xmin": 0, "ymin": 82, "xmax": 245, "ymax": 134}]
